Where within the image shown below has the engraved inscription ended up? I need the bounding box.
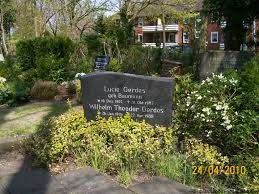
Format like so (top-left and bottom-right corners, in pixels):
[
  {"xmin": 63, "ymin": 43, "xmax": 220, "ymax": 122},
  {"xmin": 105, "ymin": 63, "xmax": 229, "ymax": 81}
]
[{"xmin": 81, "ymin": 72, "xmax": 173, "ymax": 126}]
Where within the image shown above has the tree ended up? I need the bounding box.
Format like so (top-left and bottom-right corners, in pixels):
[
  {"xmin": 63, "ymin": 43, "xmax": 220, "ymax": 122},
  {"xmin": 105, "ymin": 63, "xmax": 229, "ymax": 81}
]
[
  {"xmin": 203, "ymin": 0, "xmax": 259, "ymax": 51},
  {"xmin": 0, "ymin": 0, "xmax": 15, "ymax": 55}
]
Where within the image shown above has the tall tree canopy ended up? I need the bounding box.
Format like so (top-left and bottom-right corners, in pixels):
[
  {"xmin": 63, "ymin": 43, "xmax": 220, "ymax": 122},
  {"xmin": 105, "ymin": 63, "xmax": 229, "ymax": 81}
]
[{"xmin": 203, "ymin": 0, "xmax": 259, "ymax": 51}]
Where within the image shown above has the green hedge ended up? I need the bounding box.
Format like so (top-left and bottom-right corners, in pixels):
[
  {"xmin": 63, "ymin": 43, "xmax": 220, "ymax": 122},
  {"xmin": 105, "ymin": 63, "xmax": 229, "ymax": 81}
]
[{"xmin": 16, "ymin": 36, "xmax": 76, "ymax": 83}]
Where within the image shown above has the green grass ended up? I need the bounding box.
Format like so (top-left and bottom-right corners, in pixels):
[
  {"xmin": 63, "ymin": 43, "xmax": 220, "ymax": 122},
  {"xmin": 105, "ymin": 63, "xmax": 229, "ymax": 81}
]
[
  {"xmin": 0, "ymin": 124, "xmax": 39, "ymax": 138},
  {"xmin": 117, "ymin": 169, "xmax": 134, "ymax": 186},
  {"xmin": 0, "ymin": 102, "xmax": 69, "ymax": 138},
  {"xmin": 156, "ymin": 154, "xmax": 196, "ymax": 185}
]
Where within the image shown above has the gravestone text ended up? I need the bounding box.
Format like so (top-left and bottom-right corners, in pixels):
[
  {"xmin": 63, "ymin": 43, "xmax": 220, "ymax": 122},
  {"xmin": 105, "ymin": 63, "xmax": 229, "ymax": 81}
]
[{"xmin": 81, "ymin": 72, "xmax": 174, "ymax": 126}]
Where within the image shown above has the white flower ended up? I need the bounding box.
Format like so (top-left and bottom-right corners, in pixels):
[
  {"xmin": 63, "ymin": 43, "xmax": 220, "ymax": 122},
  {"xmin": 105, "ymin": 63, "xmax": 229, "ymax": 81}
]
[
  {"xmin": 230, "ymin": 78, "xmax": 238, "ymax": 85},
  {"xmin": 222, "ymin": 115, "xmax": 228, "ymax": 120},
  {"xmin": 206, "ymin": 130, "xmax": 212, "ymax": 137},
  {"xmin": 202, "ymin": 107, "xmax": 211, "ymax": 115},
  {"xmin": 197, "ymin": 96, "xmax": 202, "ymax": 100},
  {"xmin": 218, "ymin": 73, "xmax": 224, "ymax": 79},
  {"xmin": 0, "ymin": 77, "xmax": 6, "ymax": 84},
  {"xmin": 75, "ymin": 73, "xmax": 86, "ymax": 79},
  {"xmin": 226, "ymin": 125, "xmax": 232, "ymax": 130},
  {"xmin": 190, "ymin": 105, "xmax": 195, "ymax": 110},
  {"xmin": 215, "ymin": 104, "xmax": 222, "ymax": 110},
  {"xmin": 222, "ymin": 103, "xmax": 229, "ymax": 110},
  {"xmin": 224, "ymin": 119, "xmax": 231, "ymax": 124}
]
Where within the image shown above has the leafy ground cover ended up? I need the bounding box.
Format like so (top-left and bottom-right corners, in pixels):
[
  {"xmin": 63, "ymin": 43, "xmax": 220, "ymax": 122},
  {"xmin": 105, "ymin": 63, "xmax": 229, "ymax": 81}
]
[{"xmin": 0, "ymin": 102, "xmax": 68, "ymax": 138}]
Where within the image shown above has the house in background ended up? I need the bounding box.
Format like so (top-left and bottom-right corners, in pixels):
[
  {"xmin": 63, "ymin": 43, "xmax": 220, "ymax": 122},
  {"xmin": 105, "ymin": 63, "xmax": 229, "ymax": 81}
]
[{"xmin": 134, "ymin": 1, "xmax": 259, "ymax": 51}]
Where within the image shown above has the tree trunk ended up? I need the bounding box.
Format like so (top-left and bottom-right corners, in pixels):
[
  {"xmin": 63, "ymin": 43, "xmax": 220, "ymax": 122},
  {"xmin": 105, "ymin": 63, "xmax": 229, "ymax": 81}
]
[
  {"xmin": 33, "ymin": 0, "xmax": 38, "ymax": 37},
  {"xmin": 0, "ymin": 11, "xmax": 8, "ymax": 55},
  {"xmin": 224, "ymin": 18, "xmax": 245, "ymax": 51},
  {"xmin": 162, "ymin": 10, "xmax": 166, "ymax": 51}
]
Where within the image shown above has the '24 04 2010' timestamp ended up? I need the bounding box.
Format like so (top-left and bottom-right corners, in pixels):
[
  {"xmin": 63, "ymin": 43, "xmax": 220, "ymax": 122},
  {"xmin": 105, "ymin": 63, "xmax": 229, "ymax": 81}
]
[{"xmin": 192, "ymin": 165, "xmax": 246, "ymax": 176}]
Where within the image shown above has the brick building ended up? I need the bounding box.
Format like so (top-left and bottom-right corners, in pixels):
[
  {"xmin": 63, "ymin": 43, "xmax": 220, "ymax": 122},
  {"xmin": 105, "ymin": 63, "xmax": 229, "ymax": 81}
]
[{"xmin": 134, "ymin": 1, "xmax": 259, "ymax": 51}]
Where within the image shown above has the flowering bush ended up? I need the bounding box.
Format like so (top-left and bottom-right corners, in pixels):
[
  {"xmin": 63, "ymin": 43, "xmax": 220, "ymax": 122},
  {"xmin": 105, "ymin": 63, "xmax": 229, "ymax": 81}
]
[
  {"xmin": 0, "ymin": 77, "xmax": 6, "ymax": 85},
  {"xmin": 174, "ymin": 72, "xmax": 258, "ymax": 155},
  {"xmin": 0, "ymin": 77, "xmax": 12, "ymax": 104}
]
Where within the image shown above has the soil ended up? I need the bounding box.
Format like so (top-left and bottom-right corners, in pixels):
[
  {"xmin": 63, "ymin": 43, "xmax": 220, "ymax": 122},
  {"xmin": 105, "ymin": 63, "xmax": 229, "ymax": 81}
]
[
  {"xmin": 0, "ymin": 147, "xmax": 33, "ymax": 177},
  {"xmin": 0, "ymin": 147, "xmax": 79, "ymax": 178}
]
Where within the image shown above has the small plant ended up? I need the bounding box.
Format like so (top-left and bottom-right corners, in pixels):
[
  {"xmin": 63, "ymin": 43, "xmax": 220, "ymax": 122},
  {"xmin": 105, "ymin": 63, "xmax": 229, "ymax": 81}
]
[
  {"xmin": 31, "ymin": 80, "xmax": 58, "ymax": 100},
  {"xmin": 186, "ymin": 138, "xmax": 229, "ymax": 166},
  {"xmin": 156, "ymin": 154, "xmax": 195, "ymax": 185},
  {"xmin": 117, "ymin": 169, "xmax": 134, "ymax": 186}
]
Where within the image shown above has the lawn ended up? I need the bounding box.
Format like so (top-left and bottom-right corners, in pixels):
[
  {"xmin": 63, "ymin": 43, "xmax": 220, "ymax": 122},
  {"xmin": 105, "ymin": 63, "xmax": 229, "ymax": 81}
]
[{"xmin": 0, "ymin": 102, "xmax": 69, "ymax": 138}]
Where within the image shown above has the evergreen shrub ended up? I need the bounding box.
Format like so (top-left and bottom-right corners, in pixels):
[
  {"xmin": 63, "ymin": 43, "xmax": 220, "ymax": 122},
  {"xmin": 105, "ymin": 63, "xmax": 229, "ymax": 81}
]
[{"xmin": 16, "ymin": 36, "xmax": 76, "ymax": 83}]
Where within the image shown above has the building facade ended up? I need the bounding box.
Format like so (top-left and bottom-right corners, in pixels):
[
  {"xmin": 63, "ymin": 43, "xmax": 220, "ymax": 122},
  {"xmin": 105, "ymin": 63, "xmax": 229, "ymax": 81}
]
[{"xmin": 134, "ymin": 15, "xmax": 259, "ymax": 51}]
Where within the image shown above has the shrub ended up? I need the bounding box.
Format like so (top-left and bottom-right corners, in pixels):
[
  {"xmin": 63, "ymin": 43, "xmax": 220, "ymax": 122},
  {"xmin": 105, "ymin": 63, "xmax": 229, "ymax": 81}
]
[
  {"xmin": 0, "ymin": 76, "xmax": 31, "ymax": 105},
  {"xmin": 0, "ymin": 77, "xmax": 12, "ymax": 104},
  {"xmin": 6, "ymin": 81, "xmax": 31, "ymax": 105},
  {"xmin": 36, "ymin": 55, "xmax": 67, "ymax": 83},
  {"xmin": 31, "ymin": 80, "xmax": 57, "ymax": 100},
  {"xmin": 81, "ymin": 34, "xmax": 102, "ymax": 56},
  {"xmin": 0, "ymin": 56, "xmax": 22, "ymax": 81},
  {"xmin": 107, "ymin": 58, "xmax": 122, "ymax": 72},
  {"xmin": 16, "ymin": 36, "xmax": 76, "ymax": 82},
  {"xmin": 174, "ymin": 72, "xmax": 258, "ymax": 156},
  {"xmin": 173, "ymin": 60, "xmax": 259, "ymax": 192},
  {"xmin": 186, "ymin": 138, "xmax": 229, "ymax": 166},
  {"xmin": 122, "ymin": 45, "xmax": 162, "ymax": 75},
  {"xmin": 67, "ymin": 81, "xmax": 76, "ymax": 95},
  {"xmin": 16, "ymin": 39, "xmax": 36, "ymax": 71},
  {"xmin": 238, "ymin": 56, "xmax": 259, "ymax": 111},
  {"xmin": 164, "ymin": 49, "xmax": 195, "ymax": 75},
  {"xmin": 29, "ymin": 110, "xmax": 175, "ymax": 174},
  {"xmin": 75, "ymin": 80, "xmax": 81, "ymax": 103}
]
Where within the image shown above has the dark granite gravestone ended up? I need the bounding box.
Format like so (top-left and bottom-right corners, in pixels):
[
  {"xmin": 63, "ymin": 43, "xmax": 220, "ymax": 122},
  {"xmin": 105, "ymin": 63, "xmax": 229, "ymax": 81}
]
[{"xmin": 80, "ymin": 72, "xmax": 174, "ymax": 126}]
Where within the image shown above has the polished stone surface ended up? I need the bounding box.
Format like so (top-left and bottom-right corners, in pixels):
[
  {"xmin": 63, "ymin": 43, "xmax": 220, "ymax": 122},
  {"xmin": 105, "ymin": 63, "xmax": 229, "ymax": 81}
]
[{"xmin": 81, "ymin": 72, "xmax": 174, "ymax": 126}]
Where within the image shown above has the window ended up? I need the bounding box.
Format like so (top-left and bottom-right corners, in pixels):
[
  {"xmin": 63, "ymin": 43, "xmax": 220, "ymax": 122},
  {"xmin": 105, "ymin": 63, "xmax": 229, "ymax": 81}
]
[
  {"xmin": 138, "ymin": 17, "xmax": 144, "ymax": 27},
  {"xmin": 168, "ymin": 33, "xmax": 176, "ymax": 43},
  {"xmin": 211, "ymin": 32, "xmax": 218, "ymax": 43},
  {"xmin": 183, "ymin": 32, "xmax": 189, "ymax": 43},
  {"xmin": 137, "ymin": 34, "xmax": 143, "ymax": 43}
]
